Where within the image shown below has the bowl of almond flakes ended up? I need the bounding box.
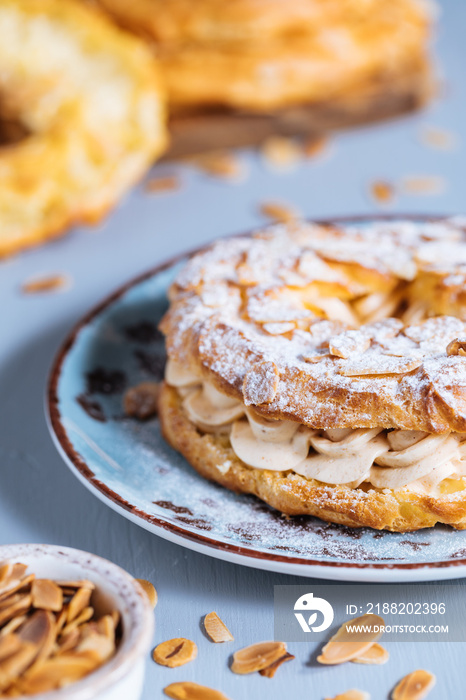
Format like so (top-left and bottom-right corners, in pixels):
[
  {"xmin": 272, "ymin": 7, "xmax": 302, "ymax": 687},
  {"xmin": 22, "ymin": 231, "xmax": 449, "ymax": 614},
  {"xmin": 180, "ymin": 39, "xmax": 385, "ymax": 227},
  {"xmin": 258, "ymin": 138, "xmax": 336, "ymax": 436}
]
[{"xmin": 0, "ymin": 544, "xmax": 154, "ymax": 699}]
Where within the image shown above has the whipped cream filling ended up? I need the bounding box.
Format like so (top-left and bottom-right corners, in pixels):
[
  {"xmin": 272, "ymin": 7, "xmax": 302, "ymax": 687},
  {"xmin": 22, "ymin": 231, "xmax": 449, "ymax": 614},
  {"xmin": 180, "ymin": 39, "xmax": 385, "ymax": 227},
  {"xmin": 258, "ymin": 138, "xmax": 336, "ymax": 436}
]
[{"xmin": 166, "ymin": 359, "xmax": 466, "ymax": 494}]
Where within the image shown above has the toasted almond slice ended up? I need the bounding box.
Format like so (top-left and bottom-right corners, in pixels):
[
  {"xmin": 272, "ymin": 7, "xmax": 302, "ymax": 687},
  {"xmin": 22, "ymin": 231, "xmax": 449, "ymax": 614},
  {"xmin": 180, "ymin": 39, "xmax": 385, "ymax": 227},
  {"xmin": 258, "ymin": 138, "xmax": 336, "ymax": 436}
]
[
  {"xmin": 95, "ymin": 614, "xmax": 115, "ymax": 640},
  {"xmin": 61, "ymin": 607, "xmax": 94, "ymax": 636},
  {"xmin": 351, "ymin": 643, "xmax": 389, "ymax": 665},
  {"xmin": 56, "ymin": 580, "xmax": 95, "ymax": 591},
  {"xmin": 110, "ymin": 610, "xmax": 120, "ymax": 630},
  {"xmin": 136, "ymin": 579, "xmax": 158, "ymax": 609},
  {"xmin": 15, "ymin": 653, "xmax": 99, "ymax": 695},
  {"xmin": 0, "ymin": 564, "xmax": 12, "ymax": 585},
  {"xmin": 31, "ymin": 580, "xmax": 63, "ymax": 612},
  {"xmin": 317, "ymin": 614, "xmax": 384, "ymax": 665},
  {"xmin": 0, "ymin": 635, "xmax": 22, "ymax": 662},
  {"xmin": 0, "ymin": 594, "xmax": 25, "ymax": 611},
  {"xmin": 338, "ymin": 354, "xmax": 422, "ymax": 377},
  {"xmin": 303, "ymin": 135, "xmax": 329, "ymax": 159},
  {"xmin": 0, "ymin": 596, "xmax": 32, "ymax": 627},
  {"xmin": 67, "ymin": 588, "xmax": 92, "ymax": 623},
  {"xmin": 259, "ymin": 651, "xmax": 295, "ymax": 678},
  {"xmin": 204, "ymin": 612, "xmax": 234, "ymax": 643},
  {"xmin": 0, "ymin": 616, "xmax": 27, "ymax": 638},
  {"xmin": 153, "ymin": 639, "xmax": 197, "ymax": 668},
  {"xmin": 371, "ymin": 180, "xmax": 395, "ymax": 205},
  {"xmin": 446, "ymin": 338, "xmax": 466, "ymax": 356},
  {"xmin": 392, "ymin": 670, "xmax": 436, "ymax": 699},
  {"xmin": 259, "ymin": 202, "xmax": 299, "ymax": 223},
  {"xmin": 231, "ymin": 641, "xmax": 287, "ymax": 675},
  {"xmin": 0, "ymin": 641, "xmax": 38, "ymax": 692},
  {"xmin": 145, "ymin": 175, "xmax": 180, "ymax": 194},
  {"xmin": 21, "ymin": 275, "xmax": 70, "ymax": 294},
  {"xmin": 0, "ymin": 575, "xmax": 35, "ymax": 601},
  {"xmin": 164, "ymin": 681, "xmax": 230, "ymax": 700},
  {"xmin": 18, "ymin": 610, "xmax": 56, "ymax": 666},
  {"xmin": 325, "ymin": 691, "xmax": 370, "ymax": 700},
  {"xmin": 261, "ymin": 136, "xmax": 301, "ymax": 169},
  {"xmin": 76, "ymin": 629, "xmax": 115, "ymax": 663},
  {"xmin": 56, "ymin": 628, "xmax": 81, "ymax": 655}
]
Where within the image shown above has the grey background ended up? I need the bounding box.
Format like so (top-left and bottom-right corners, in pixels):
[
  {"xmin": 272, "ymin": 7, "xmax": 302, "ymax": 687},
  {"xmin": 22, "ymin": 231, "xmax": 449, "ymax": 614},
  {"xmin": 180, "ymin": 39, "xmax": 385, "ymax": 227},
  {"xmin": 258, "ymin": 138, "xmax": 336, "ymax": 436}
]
[{"xmin": 2, "ymin": 0, "xmax": 466, "ymax": 697}]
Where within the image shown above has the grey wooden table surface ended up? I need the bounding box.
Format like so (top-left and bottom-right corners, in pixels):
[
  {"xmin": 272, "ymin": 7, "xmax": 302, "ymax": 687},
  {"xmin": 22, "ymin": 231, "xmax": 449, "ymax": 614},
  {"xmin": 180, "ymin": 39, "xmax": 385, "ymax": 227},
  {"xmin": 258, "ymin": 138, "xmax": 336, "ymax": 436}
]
[{"xmin": 2, "ymin": 1, "xmax": 466, "ymax": 697}]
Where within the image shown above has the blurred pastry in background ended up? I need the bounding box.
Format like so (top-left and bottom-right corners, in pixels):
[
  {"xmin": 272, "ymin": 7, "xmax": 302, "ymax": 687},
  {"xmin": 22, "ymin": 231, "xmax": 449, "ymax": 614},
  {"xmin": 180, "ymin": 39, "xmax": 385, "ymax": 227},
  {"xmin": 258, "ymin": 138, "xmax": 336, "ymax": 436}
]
[
  {"xmin": 95, "ymin": 0, "xmax": 436, "ymax": 155},
  {"xmin": 0, "ymin": 0, "xmax": 167, "ymax": 258}
]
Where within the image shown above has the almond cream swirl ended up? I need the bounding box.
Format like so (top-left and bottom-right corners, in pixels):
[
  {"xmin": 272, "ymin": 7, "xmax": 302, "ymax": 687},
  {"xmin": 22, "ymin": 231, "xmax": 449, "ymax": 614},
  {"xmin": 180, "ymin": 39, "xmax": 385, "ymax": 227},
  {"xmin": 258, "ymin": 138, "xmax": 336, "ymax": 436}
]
[{"xmin": 165, "ymin": 359, "xmax": 466, "ymax": 495}]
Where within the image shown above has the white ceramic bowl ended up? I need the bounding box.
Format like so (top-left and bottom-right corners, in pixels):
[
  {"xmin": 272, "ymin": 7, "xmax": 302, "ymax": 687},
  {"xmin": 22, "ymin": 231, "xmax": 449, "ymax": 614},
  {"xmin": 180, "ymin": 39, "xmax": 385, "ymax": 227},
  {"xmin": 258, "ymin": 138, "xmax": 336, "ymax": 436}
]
[{"xmin": 0, "ymin": 544, "xmax": 154, "ymax": 700}]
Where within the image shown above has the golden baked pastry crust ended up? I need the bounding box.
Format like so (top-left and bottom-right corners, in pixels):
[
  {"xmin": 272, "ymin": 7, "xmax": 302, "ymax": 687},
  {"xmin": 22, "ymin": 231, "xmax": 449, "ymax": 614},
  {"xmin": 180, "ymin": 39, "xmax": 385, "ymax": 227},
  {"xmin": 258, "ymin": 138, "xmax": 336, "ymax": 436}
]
[
  {"xmin": 159, "ymin": 383, "xmax": 466, "ymax": 532},
  {"xmin": 160, "ymin": 219, "xmax": 466, "ymax": 434},
  {"xmin": 96, "ymin": 0, "xmax": 432, "ymax": 112},
  {"xmin": 0, "ymin": 0, "xmax": 167, "ymax": 257}
]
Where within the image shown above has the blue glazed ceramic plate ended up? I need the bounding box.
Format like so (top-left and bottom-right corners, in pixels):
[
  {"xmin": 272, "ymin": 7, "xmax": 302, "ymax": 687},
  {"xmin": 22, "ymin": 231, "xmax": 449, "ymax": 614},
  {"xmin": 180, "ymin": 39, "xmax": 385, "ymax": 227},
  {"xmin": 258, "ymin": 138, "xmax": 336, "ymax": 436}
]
[{"xmin": 47, "ymin": 244, "xmax": 466, "ymax": 582}]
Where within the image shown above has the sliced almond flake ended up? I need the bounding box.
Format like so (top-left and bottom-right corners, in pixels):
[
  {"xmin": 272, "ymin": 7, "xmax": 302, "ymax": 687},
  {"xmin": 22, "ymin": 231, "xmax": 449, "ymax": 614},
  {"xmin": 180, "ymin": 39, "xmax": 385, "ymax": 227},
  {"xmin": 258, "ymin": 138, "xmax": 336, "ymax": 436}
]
[
  {"xmin": 261, "ymin": 137, "xmax": 301, "ymax": 169},
  {"xmin": 446, "ymin": 338, "xmax": 466, "ymax": 356},
  {"xmin": 0, "ymin": 616, "xmax": 27, "ymax": 638},
  {"xmin": 18, "ymin": 611, "xmax": 57, "ymax": 668},
  {"xmin": 401, "ymin": 176, "xmax": 446, "ymax": 195},
  {"xmin": 164, "ymin": 681, "xmax": 230, "ymax": 700},
  {"xmin": 329, "ymin": 330, "xmax": 371, "ymax": 359},
  {"xmin": 204, "ymin": 612, "xmax": 234, "ymax": 643},
  {"xmin": 351, "ymin": 643, "xmax": 389, "ymax": 665},
  {"xmin": 371, "ymin": 180, "xmax": 395, "ymax": 205},
  {"xmin": 15, "ymin": 653, "xmax": 99, "ymax": 695},
  {"xmin": 153, "ymin": 639, "xmax": 197, "ymax": 668},
  {"xmin": 61, "ymin": 607, "xmax": 94, "ymax": 636},
  {"xmin": 0, "ymin": 640, "xmax": 38, "ymax": 692},
  {"xmin": 262, "ymin": 322, "xmax": 295, "ymax": 335},
  {"xmin": 135, "ymin": 579, "xmax": 157, "ymax": 609},
  {"xmin": 259, "ymin": 651, "xmax": 295, "ymax": 677},
  {"xmin": 56, "ymin": 580, "xmax": 95, "ymax": 591},
  {"xmin": 56, "ymin": 628, "xmax": 81, "ymax": 655},
  {"xmin": 31, "ymin": 580, "xmax": 63, "ymax": 612},
  {"xmin": 189, "ymin": 151, "xmax": 243, "ymax": 179},
  {"xmin": 259, "ymin": 202, "xmax": 299, "ymax": 224},
  {"xmin": 317, "ymin": 614, "xmax": 384, "ymax": 665},
  {"xmin": 95, "ymin": 614, "xmax": 115, "ymax": 639},
  {"xmin": 21, "ymin": 275, "xmax": 70, "ymax": 295},
  {"xmin": 0, "ymin": 575, "xmax": 35, "ymax": 601},
  {"xmin": 0, "ymin": 564, "xmax": 12, "ymax": 585},
  {"xmin": 420, "ymin": 126, "xmax": 456, "ymax": 151},
  {"xmin": 302, "ymin": 350, "xmax": 331, "ymax": 363},
  {"xmin": 145, "ymin": 175, "xmax": 180, "ymax": 194},
  {"xmin": 0, "ymin": 635, "xmax": 22, "ymax": 662},
  {"xmin": 338, "ymin": 353, "xmax": 422, "ymax": 377},
  {"xmin": 0, "ymin": 596, "xmax": 32, "ymax": 627},
  {"xmin": 67, "ymin": 588, "xmax": 92, "ymax": 623},
  {"xmin": 76, "ymin": 629, "xmax": 114, "ymax": 663},
  {"xmin": 392, "ymin": 669, "xmax": 436, "ymax": 699},
  {"xmin": 325, "ymin": 691, "xmax": 370, "ymax": 700},
  {"xmin": 231, "ymin": 641, "xmax": 287, "ymax": 674},
  {"xmin": 302, "ymin": 135, "xmax": 329, "ymax": 159}
]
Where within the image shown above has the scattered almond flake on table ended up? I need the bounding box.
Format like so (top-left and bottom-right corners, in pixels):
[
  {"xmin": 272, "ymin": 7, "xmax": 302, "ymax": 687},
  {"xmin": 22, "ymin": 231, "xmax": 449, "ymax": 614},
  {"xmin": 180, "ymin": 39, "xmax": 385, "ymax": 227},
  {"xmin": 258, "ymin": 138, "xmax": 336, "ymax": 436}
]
[
  {"xmin": 325, "ymin": 691, "xmax": 370, "ymax": 700},
  {"xmin": 136, "ymin": 579, "xmax": 157, "ymax": 609},
  {"xmin": 317, "ymin": 614, "xmax": 384, "ymax": 665},
  {"xmin": 420, "ymin": 126, "xmax": 456, "ymax": 150},
  {"xmin": 370, "ymin": 180, "xmax": 395, "ymax": 205},
  {"xmin": 261, "ymin": 136, "xmax": 301, "ymax": 169},
  {"xmin": 203, "ymin": 612, "xmax": 233, "ymax": 643},
  {"xmin": 21, "ymin": 274, "xmax": 71, "ymax": 294},
  {"xmin": 230, "ymin": 641, "xmax": 288, "ymax": 674},
  {"xmin": 152, "ymin": 638, "xmax": 197, "ymax": 668},
  {"xmin": 164, "ymin": 681, "xmax": 230, "ymax": 700},
  {"xmin": 187, "ymin": 151, "xmax": 244, "ymax": 180},
  {"xmin": 259, "ymin": 651, "xmax": 295, "ymax": 678},
  {"xmin": 144, "ymin": 175, "xmax": 180, "ymax": 194},
  {"xmin": 259, "ymin": 201, "xmax": 300, "ymax": 223},
  {"xmin": 401, "ymin": 176, "xmax": 446, "ymax": 195},
  {"xmin": 123, "ymin": 382, "xmax": 160, "ymax": 420},
  {"xmin": 351, "ymin": 642, "xmax": 389, "ymax": 665},
  {"xmin": 302, "ymin": 135, "xmax": 329, "ymax": 159},
  {"xmin": 392, "ymin": 669, "xmax": 436, "ymax": 700}
]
